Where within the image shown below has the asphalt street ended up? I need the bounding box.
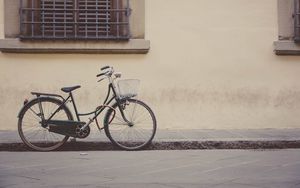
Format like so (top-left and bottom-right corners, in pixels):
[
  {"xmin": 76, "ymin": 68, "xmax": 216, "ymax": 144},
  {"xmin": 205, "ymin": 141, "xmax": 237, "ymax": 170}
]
[{"xmin": 1, "ymin": 149, "xmax": 300, "ymax": 188}]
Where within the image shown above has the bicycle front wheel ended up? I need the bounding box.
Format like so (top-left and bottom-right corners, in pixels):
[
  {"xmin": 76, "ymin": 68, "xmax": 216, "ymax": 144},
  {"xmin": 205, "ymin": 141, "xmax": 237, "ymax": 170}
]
[
  {"xmin": 104, "ymin": 99, "xmax": 157, "ymax": 150},
  {"xmin": 18, "ymin": 97, "xmax": 73, "ymax": 151}
]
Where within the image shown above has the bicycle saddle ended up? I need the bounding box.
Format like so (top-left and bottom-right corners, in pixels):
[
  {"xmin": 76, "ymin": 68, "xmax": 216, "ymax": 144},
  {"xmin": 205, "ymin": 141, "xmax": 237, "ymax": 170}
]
[{"xmin": 61, "ymin": 85, "xmax": 81, "ymax": 93}]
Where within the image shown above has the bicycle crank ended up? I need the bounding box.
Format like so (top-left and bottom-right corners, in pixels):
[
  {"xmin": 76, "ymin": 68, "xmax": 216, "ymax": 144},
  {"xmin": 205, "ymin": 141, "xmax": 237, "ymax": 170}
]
[{"xmin": 75, "ymin": 125, "xmax": 90, "ymax": 139}]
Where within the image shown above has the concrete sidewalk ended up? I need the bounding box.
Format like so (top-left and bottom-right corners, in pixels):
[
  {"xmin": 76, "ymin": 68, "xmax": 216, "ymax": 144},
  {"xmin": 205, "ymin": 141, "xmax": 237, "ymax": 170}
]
[
  {"xmin": 1, "ymin": 128, "xmax": 300, "ymax": 143},
  {"xmin": 1, "ymin": 128, "xmax": 300, "ymax": 151}
]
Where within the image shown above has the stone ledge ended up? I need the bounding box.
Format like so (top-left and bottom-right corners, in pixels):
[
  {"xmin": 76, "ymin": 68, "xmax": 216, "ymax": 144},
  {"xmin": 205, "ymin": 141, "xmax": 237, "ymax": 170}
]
[
  {"xmin": 1, "ymin": 141, "xmax": 300, "ymax": 151},
  {"xmin": 0, "ymin": 38, "xmax": 150, "ymax": 54},
  {"xmin": 274, "ymin": 40, "xmax": 300, "ymax": 55}
]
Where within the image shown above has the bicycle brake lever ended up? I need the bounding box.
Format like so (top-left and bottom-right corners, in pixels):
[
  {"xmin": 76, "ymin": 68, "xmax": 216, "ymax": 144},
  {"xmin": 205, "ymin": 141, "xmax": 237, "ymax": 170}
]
[
  {"xmin": 96, "ymin": 71, "xmax": 109, "ymax": 77},
  {"xmin": 97, "ymin": 77, "xmax": 106, "ymax": 82}
]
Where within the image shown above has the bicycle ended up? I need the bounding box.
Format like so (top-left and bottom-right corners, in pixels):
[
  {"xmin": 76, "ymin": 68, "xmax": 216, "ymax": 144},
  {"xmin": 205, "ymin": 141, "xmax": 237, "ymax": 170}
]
[{"xmin": 17, "ymin": 66, "xmax": 157, "ymax": 151}]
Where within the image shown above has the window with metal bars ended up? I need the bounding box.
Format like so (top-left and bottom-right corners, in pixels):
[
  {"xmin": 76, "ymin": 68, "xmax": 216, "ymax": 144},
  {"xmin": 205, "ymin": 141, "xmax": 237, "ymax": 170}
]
[
  {"xmin": 294, "ymin": 0, "xmax": 300, "ymax": 42},
  {"xmin": 20, "ymin": 0, "xmax": 131, "ymax": 40}
]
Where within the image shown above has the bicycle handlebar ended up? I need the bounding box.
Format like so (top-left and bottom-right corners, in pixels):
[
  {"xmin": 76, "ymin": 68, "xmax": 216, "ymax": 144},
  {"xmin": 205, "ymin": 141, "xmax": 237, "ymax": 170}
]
[
  {"xmin": 96, "ymin": 72, "xmax": 107, "ymax": 77},
  {"xmin": 101, "ymin": 66, "xmax": 110, "ymax": 71},
  {"xmin": 96, "ymin": 66, "xmax": 114, "ymax": 78}
]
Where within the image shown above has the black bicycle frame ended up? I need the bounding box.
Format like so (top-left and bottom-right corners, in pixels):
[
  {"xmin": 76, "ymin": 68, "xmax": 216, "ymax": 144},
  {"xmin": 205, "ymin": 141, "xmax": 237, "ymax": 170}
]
[{"xmin": 36, "ymin": 83, "xmax": 128, "ymax": 127}]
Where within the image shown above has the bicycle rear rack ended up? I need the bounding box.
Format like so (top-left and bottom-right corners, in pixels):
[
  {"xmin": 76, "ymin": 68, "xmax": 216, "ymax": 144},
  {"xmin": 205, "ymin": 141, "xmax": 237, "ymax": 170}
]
[{"xmin": 31, "ymin": 92, "xmax": 65, "ymax": 101}]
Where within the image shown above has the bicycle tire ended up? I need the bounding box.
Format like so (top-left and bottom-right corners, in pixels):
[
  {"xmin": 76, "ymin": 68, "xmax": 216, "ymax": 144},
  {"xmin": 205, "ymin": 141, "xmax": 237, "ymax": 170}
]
[
  {"xmin": 18, "ymin": 97, "xmax": 73, "ymax": 151},
  {"xmin": 104, "ymin": 99, "xmax": 157, "ymax": 150}
]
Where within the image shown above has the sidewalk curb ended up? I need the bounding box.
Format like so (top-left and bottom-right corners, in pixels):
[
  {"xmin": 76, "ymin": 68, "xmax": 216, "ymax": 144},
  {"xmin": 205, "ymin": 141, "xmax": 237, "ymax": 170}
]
[{"xmin": 1, "ymin": 140, "xmax": 300, "ymax": 151}]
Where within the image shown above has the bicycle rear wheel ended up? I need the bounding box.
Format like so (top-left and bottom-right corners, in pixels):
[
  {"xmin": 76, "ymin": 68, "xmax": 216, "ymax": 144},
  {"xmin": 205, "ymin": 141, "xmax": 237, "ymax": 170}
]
[
  {"xmin": 104, "ymin": 99, "xmax": 157, "ymax": 150},
  {"xmin": 18, "ymin": 97, "xmax": 73, "ymax": 151}
]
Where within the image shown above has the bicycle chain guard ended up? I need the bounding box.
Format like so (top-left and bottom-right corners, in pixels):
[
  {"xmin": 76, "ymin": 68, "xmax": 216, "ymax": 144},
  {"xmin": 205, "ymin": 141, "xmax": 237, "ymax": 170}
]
[{"xmin": 48, "ymin": 120, "xmax": 90, "ymax": 138}]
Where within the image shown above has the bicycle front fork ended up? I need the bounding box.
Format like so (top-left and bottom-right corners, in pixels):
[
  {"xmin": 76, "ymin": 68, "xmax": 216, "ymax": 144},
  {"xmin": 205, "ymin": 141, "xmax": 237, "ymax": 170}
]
[{"xmin": 118, "ymin": 100, "xmax": 133, "ymax": 126}]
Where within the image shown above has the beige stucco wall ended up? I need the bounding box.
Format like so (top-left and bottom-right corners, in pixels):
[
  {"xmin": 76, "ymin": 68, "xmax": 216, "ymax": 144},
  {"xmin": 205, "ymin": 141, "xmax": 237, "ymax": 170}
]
[
  {"xmin": 0, "ymin": 1, "xmax": 3, "ymax": 39},
  {"xmin": 1, "ymin": 0, "xmax": 300, "ymax": 130}
]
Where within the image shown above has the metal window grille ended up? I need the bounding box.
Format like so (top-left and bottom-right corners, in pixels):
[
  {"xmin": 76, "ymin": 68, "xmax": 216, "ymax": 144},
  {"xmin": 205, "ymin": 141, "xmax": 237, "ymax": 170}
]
[
  {"xmin": 20, "ymin": 0, "xmax": 131, "ymax": 40},
  {"xmin": 294, "ymin": 0, "xmax": 300, "ymax": 42}
]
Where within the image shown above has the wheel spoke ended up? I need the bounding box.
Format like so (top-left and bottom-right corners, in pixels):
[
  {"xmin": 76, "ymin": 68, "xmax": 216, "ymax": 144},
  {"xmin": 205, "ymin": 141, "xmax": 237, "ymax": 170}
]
[
  {"xmin": 19, "ymin": 98, "xmax": 71, "ymax": 151},
  {"xmin": 27, "ymin": 129, "xmax": 43, "ymax": 140},
  {"xmin": 129, "ymin": 102, "xmax": 137, "ymax": 122},
  {"xmin": 28, "ymin": 108, "xmax": 41, "ymax": 121},
  {"xmin": 106, "ymin": 99, "xmax": 156, "ymax": 150}
]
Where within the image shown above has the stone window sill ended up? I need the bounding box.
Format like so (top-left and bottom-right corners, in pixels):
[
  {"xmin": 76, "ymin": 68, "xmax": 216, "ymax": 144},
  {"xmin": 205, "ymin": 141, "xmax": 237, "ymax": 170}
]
[
  {"xmin": 274, "ymin": 40, "xmax": 300, "ymax": 55},
  {"xmin": 0, "ymin": 38, "xmax": 150, "ymax": 54}
]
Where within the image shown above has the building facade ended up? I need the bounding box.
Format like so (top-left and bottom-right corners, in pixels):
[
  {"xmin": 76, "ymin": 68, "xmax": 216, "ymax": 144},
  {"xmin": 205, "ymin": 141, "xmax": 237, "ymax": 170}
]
[{"xmin": 0, "ymin": 0, "xmax": 300, "ymax": 130}]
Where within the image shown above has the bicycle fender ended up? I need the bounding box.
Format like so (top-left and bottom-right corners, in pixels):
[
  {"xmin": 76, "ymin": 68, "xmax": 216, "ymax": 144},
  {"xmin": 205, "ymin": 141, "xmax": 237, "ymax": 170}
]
[
  {"xmin": 17, "ymin": 98, "xmax": 38, "ymax": 118},
  {"xmin": 17, "ymin": 97, "xmax": 64, "ymax": 118}
]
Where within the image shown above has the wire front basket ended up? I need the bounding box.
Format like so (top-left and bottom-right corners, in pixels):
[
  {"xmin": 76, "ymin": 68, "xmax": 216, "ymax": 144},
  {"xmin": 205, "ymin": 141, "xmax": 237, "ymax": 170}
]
[{"xmin": 117, "ymin": 79, "xmax": 140, "ymax": 99}]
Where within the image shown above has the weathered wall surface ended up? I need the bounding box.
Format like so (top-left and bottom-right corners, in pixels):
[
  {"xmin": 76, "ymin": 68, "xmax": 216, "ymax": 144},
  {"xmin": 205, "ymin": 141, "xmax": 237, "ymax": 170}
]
[{"xmin": 1, "ymin": 0, "xmax": 300, "ymax": 130}]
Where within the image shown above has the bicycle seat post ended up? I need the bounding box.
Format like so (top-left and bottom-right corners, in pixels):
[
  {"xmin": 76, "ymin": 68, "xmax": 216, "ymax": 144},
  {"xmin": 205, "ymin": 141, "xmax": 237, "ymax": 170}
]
[{"xmin": 69, "ymin": 92, "xmax": 80, "ymax": 122}]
